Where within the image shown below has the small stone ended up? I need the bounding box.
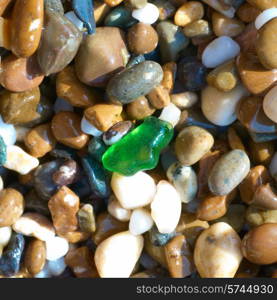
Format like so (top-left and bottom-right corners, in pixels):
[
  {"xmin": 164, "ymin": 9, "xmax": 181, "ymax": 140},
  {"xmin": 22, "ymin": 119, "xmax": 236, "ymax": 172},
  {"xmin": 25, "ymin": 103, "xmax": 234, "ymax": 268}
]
[
  {"xmin": 151, "ymin": 180, "xmax": 181, "ymax": 234},
  {"xmin": 103, "ymin": 121, "xmax": 134, "ymax": 146},
  {"xmin": 252, "ymin": 183, "xmax": 277, "ymax": 210},
  {"xmin": 126, "ymin": 96, "xmax": 155, "ymax": 120},
  {"xmin": 246, "ymin": 0, "xmax": 277, "ymax": 11},
  {"xmin": 246, "ymin": 205, "xmax": 277, "ymax": 227},
  {"xmin": 212, "ymin": 12, "xmax": 245, "ymax": 37},
  {"xmin": 12, "ymin": 213, "xmax": 55, "ymax": 242},
  {"xmin": 159, "ymin": 103, "xmax": 181, "ymax": 127},
  {"xmin": 24, "ymin": 239, "xmax": 46, "ymax": 275},
  {"xmin": 77, "ymin": 204, "xmax": 96, "ymax": 233},
  {"xmin": 94, "ymin": 231, "xmax": 144, "ymax": 278},
  {"xmin": 175, "ymin": 126, "xmax": 214, "ymax": 166},
  {"xmin": 170, "ymin": 92, "xmax": 198, "ymax": 109},
  {"xmin": 45, "ymin": 236, "xmax": 69, "ymax": 261},
  {"xmin": 48, "ymin": 186, "xmax": 79, "ymax": 235},
  {"xmin": 132, "ymin": 3, "xmax": 159, "ymax": 24},
  {"xmin": 108, "ymin": 195, "xmax": 131, "ymax": 222},
  {"xmin": 129, "ymin": 208, "xmax": 154, "ymax": 235},
  {"xmin": 24, "ymin": 123, "xmax": 56, "ymax": 158},
  {"xmin": 249, "ymin": 140, "xmax": 274, "ymax": 165},
  {"xmin": 4, "ymin": 145, "xmax": 39, "ymax": 175},
  {"xmin": 236, "ymin": 2, "xmax": 261, "ymax": 23},
  {"xmin": 167, "ymin": 162, "xmax": 197, "ymax": 204},
  {"xmin": 84, "ymin": 104, "xmax": 123, "ymax": 132},
  {"xmin": 81, "ymin": 117, "xmax": 103, "ymax": 137},
  {"xmin": 0, "ymin": 116, "xmax": 16, "ymax": 146},
  {"xmin": 126, "ymin": 54, "xmax": 145, "ymax": 68},
  {"xmin": 0, "ymin": 188, "xmax": 24, "ymax": 227},
  {"xmin": 208, "ymin": 149, "xmax": 250, "ymax": 196},
  {"xmin": 194, "ymin": 222, "xmax": 242, "ymax": 278},
  {"xmin": 201, "ymin": 0, "xmax": 235, "ymax": 18},
  {"xmin": 152, "ymin": 0, "xmax": 176, "ymax": 21},
  {"xmin": 201, "ymin": 84, "xmax": 249, "ymax": 126},
  {"xmin": 111, "ymin": 171, "xmax": 156, "ymax": 209},
  {"xmin": 263, "ymin": 86, "xmax": 277, "ymax": 124},
  {"xmin": 0, "ymin": 226, "xmax": 11, "ymax": 257},
  {"xmin": 202, "ymin": 36, "xmax": 240, "ymax": 68},
  {"xmin": 104, "ymin": 6, "xmax": 137, "ymax": 28},
  {"xmin": 161, "ymin": 62, "xmax": 177, "ymax": 93},
  {"xmin": 174, "ymin": 1, "xmax": 204, "ymax": 27},
  {"xmin": 51, "ymin": 111, "xmax": 89, "ymax": 149},
  {"xmin": 52, "ymin": 160, "xmax": 79, "ymax": 186},
  {"xmin": 183, "ymin": 19, "xmax": 211, "ymax": 38}
]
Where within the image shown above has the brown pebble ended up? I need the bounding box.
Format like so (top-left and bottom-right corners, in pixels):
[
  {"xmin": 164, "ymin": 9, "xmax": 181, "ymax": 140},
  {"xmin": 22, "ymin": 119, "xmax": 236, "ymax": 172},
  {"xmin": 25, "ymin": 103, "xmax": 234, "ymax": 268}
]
[
  {"xmin": 152, "ymin": 0, "xmax": 176, "ymax": 20},
  {"xmin": 56, "ymin": 66, "xmax": 101, "ymax": 108},
  {"xmin": 249, "ymin": 140, "xmax": 274, "ymax": 165},
  {"xmin": 236, "ymin": 2, "xmax": 261, "ymax": 23},
  {"xmin": 84, "ymin": 104, "xmax": 123, "ymax": 132},
  {"xmin": 103, "ymin": 121, "xmax": 134, "ymax": 145},
  {"xmin": 77, "ymin": 204, "xmax": 96, "ymax": 233},
  {"xmin": 174, "ymin": 1, "xmax": 204, "ymax": 27},
  {"xmin": 48, "ymin": 186, "xmax": 79, "ymax": 235},
  {"xmin": 0, "ymin": 0, "xmax": 12, "ymax": 16},
  {"xmin": 212, "ymin": 12, "xmax": 245, "ymax": 37},
  {"xmin": 164, "ymin": 235, "xmax": 195, "ymax": 278},
  {"xmin": 0, "ymin": 188, "xmax": 24, "ymax": 227},
  {"xmin": 24, "ymin": 123, "xmax": 56, "ymax": 158},
  {"xmin": 252, "ymin": 183, "xmax": 277, "ymax": 210},
  {"xmin": 59, "ymin": 231, "xmax": 90, "ymax": 244},
  {"xmin": 161, "ymin": 62, "xmax": 177, "ymax": 93},
  {"xmin": 65, "ymin": 246, "xmax": 99, "ymax": 278},
  {"xmin": 246, "ymin": 0, "xmax": 277, "ymax": 11},
  {"xmin": 126, "ymin": 96, "xmax": 155, "ymax": 120},
  {"xmin": 51, "ymin": 111, "xmax": 89, "ymax": 149},
  {"xmin": 183, "ymin": 19, "xmax": 211, "ymax": 38},
  {"xmin": 92, "ymin": 212, "xmax": 128, "ymax": 245},
  {"xmin": 0, "ymin": 54, "xmax": 44, "ymax": 92},
  {"xmin": 227, "ymin": 127, "xmax": 245, "ymax": 151},
  {"xmin": 241, "ymin": 223, "xmax": 277, "ymax": 265},
  {"xmin": 146, "ymin": 84, "xmax": 170, "ymax": 109},
  {"xmin": 144, "ymin": 233, "xmax": 167, "ymax": 268},
  {"xmin": 235, "ymin": 22, "xmax": 258, "ymax": 54},
  {"xmin": 52, "ymin": 160, "xmax": 79, "ymax": 186},
  {"xmin": 127, "ymin": 23, "xmax": 158, "ymax": 55},
  {"xmin": 24, "ymin": 239, "xmax": 46, "ymax": 275}
]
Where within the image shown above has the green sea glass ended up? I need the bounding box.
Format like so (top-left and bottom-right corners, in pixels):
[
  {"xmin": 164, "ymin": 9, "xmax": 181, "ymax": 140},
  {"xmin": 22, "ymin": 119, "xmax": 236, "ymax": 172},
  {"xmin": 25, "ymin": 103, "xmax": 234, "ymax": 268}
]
[
  {"xmin": 102, "ymin": 116, "xmax": 174, "ymax": 176},
  {"xmin": 0, "ymin": 136, "xmax": 7, "ymax": 165}
]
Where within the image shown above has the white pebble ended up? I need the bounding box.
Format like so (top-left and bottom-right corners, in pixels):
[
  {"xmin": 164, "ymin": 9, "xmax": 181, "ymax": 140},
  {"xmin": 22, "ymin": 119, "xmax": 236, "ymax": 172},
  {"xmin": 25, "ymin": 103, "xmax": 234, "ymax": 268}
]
[
  {"xmin": 132, "ymin": 3, "xmax": 159, "ymax": 24},
  {"xmin": 0, "ymin": 226, "xmax": 11, "ymax": 256},
  {"xmin": 95, "ymin": 231, "xmax": 144, "ymax": 278},
  {"xmin": 129, "ymin": 208, "xmax": 153, "ymax": 235},
  {"xmin": 65, "ymin": 11, "xmax": 84, "ymax": 31},
  {"xmin": 81, "ymin": 116, "xmax": 103, "ymax": 137},
  {"xmin": 45, "ymin": 236, "xmax": 69, "ymax": 261},
  {"xmin": 12, "ymin": 213, "xmax": 55, "ymax": 241},
  {"xmin": 108, "ymin": 196, "xmax": 132, "ymax": 222},
  {"xmin": 3, "ymin": 145, "xmax": 39, "ymax": 175},
  {"xmin": 0, "ymin": 115, "xmax": 16, "ymax": 145},
  {"xmin": 202, "ymin": 36, "xmax": 240, "ymax": 68},
  {"xmin": 159, "ymin": 103, "xmax": 181, "ymax": 128},
  {"xmin": 111, "ymin": 172, "xmax": 156, "ymax": 210},
  {"xmin": 151, "ymin": 180, "xmax": 181, "ymax": 234},
  {"xmin": 54, "ymin": 98, "xmax": 74, "ymax": 113},
  {"xmin": 255, "ymin": 8, "xmax": 277, "ymax": 30}
]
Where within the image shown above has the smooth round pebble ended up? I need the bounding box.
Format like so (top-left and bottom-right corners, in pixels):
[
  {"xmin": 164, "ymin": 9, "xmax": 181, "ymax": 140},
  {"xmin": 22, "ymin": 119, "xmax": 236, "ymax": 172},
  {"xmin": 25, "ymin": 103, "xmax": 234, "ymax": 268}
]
[
  {"xmin": 129, "ymin": 208, "xmax": 154, "ymax": 235},
  {"xmin": 132, "ymin": 3, "xmax": 159, "ymax": 25},
  {"xmin": 45, "ymin": 236, "xmax": 69, "ymax": 261},
  {"xmin": 159, "ymin": 103, "xmax": 181, "ymax": 128}
]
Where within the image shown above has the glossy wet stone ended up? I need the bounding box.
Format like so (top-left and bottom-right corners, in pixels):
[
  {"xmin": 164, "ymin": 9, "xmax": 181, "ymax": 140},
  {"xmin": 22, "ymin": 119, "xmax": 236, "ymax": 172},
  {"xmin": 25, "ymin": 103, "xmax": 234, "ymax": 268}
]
[
  {"xmin": 72, "ymin": 0, "xmax": 95, "ymax": 34},
  {"xmin": 24, "ymin": 239, "xmax": 46, "ymax": 275},
  {"xmin": 75, "ymin": 27, "xmax": 129, "ymax": 87},
  {"xmin": 126, "ymin": 96, "xmax": 155, "ymax": 120},
  {"xmin": 106, "ymin": 61, "xmax": 163, "ymax": 104},
  {"xmin": 103, "ymin": 121, "xmax": 134, "ymax": 146},
  {"xmin": 81, "ymin": 156, "xmax": 111, "ymax": 199},
  {"xmin": 77, "ymin": 204, "xmax": 96, "ymax": 233},
  {"xmin": 102, "ymin": 117, "xmax": 173, "ymax": 176},
  {"xmin": 37, "ymin": 10, "xmax": 82, "ymax": 76},
  {"xmin": 104, "ymin": 6, "xmax": 137, "ymax": 28},
  {"xmin": 52, "ymin": 159, "xmax": 79, "ymax": 186},
  {"xmin": 0, "ymin": 233, "xmax": 25, "ymax": 277},
  {"xmin": 252, "ymin": 183, "xmax": 277, "ymax": 210}
]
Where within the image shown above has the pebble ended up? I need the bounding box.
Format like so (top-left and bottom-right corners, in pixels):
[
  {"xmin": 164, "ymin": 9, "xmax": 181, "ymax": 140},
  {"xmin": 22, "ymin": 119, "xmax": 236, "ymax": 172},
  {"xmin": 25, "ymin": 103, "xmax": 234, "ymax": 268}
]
[
  {"xmin": 111, "ymin": 171, "xmax": 156, "ymax": 210},
  {"xmin": 183, "ymin": 19, "xmax": 211, "ymax": 38},
  {"xmin": 152, "ymin": 0, "xmax": 176, "ymax": 21},
  {"xmin": 51, "ymin": 112, "xmax": 89, "ymax": 149},
  {"xmin": 246, "ymin": 205, "xmax": 277, "ymax": 227},
  {"xmin": 208, "ymin": 150, "xmax": 250, "ymax": 196},
  {"xmin": 164, "ymin": 235, "xmax": 195, "ymax": 278},
  {"xmin": 108, "ymin": 196, "xmax": 131, "ymax": 222},
  {"xmin": 104, "ymin": 6, "xmax": 137, "ymax": 28},
  {"xmin": 236, "ymin": 2, "xmax": 261, "ymax": 23},
  {"xmin": 167, "ymin": 162, "xmax": 197, "ymax": 203},
  {"xmin": 56, "ymin": 66, "xmax": 100, "ymax": 108},
  {"xmin": 212, "ymin": 12, "xmax": 245, "ymax": 37},
  {"xmin": 77, "ymin": 204, "xmax": 96, "ymax": 233},
  {"xmin": 52, "ymin": 159, "xmax": 79, "ymax": 186},
  {"xmin": 241, "ymin": 223, "xmax": 277, "ymax": 265},
  {"xmin": 151, "ymin": 180, "xmax": 181, "ymax": 234},
  {"xmin": 256, "ymin": 18, "xmax": 277, "ymax": 69},
  {"xmin": 175, "ymin": 126, "xmax": 214, "ymax": 166},
  {"xmin": 0, "ymin": 54, "xmax": 44, "ymax": 93},
  {"xmin": 147, "ymin": 84, "xmax": 170, "ymax": 109},
  {"xmin": 103, "ymin": 121, "xmax": 134, "ymax": 146},
  {"xmin": 24, "ymin": 123, "xmax": 56, "ymax": 158},
  {"xmin": 65, "ymin": 11, "xmax": 84, "ymax": 31},
  {"xmin": 3, "ymin": 145, "xmax": 39, "ymax": 175},
  {"xmin": 44, "ymin": 0, "xmax": 64, "ymax": 15},
  {"xmin": 201, "ymin": 84, "xmax": 249, "ymax": 126},
  {"xmin": 12, "ymin": 213, "xmax": 55, "ymax": 242},
  {"xmin": 250, "ymin": 140, "xmax": 274, "ymax": 165},
  {"xmin": 48, "ymin": 186, "xmax": 79, "ymax": 235},
  {"xmin": 84, "ymin": 104, "xmax": 123, "ymax": 132},
  {"xmin": 159, "ymin": 103, "xmax": 181, "ymax": 128},
  {"xmin": 11, "ymin": 0, "xmax": 43, "ymax": 58},
  {"xmin": 0, "ymin": 116, "xmax": 16, "ymax": 146},
  {"xmin": 45, "ymin": 236, "xmax": 69, "ymax": 261},
  {"xmin": 161, "ymin": 62, "xmax": 177, "ymax": 93},
  {"xmin": 0, "ymin": 226, "xmax": 11, "ymax": 256},
  {"xmin": 88, "ymin": 137, "xmax": 107, "ymax": 162},
  {"xmin": 201, "ymin": 0, "xmax": 235, "ymax": 18},
  {"xmin": 170, "ymin": 92, "xmax": 198, "ymax": 109},
  {"xmin": 81, "ymin": 117, "xmax": 103, "ymax": 137},
  {"xmin": 263, "ymin": 86, "xmax": 277, "ymax": 124},
  {"xmin": 24, "ymin": 239, "xmax": 46, "ymax": 275},
  {"xmin": 129, "ymin": 208, "xmax": 154, "ymax": 235},
  {"xmin": 174, "ymin": 1, "xmax": 204, "ymax": 27},
  {"xmin": 37, "ymin": 9, "xmax": 82, "ymax": 76},
  {"xmin": 202, "ymin": 36, "xmax": 240, "ymax": 68},
  {"xmin": 75, "ymin": 27, "xmax": 129, "ymax": 87},
  {"xmin": 94, "ymin": 231, "xmax": 144, "ymax": 278},
  {"xmin": 126, "ymin": 96, "xmax": 155, "ymax": 120},
  {"xmin": 132, "ymin": 3, "xmax": 159, "ymax": 24},
  {"xmin": 247, "ymin": 0, "xmax": 277, "ymax": 11},
  {"xmin": 127, "ymin": 23, "xmax": 158, "ymax": 55},
  {"xmin": 156, "ymin": 21, "xmax": 189, "ymax": 63},
  {"xmin": 107, "ymin": 61, "xmax": 163, "ymax": 104},
  {"xmin": 194, "ymin": 222, "xmax": 242, "ymax": 278},
  {"xmin": 92, "ymin": 212, "xmax": 128, "ymax": 245},
  {"xmin": 252, "ymin": 183, "xmax": 277, "ymax": 210}
]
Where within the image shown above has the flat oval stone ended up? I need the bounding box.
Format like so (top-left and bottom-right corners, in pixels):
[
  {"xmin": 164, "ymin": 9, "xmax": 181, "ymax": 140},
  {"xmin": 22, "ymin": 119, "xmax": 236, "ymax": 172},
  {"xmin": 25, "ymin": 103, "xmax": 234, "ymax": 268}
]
[
  {"xmin": 75, "ymin": 27, "xmax": 129, "ymax": 87},
  {"xmin": 106, "ymin": 61, "xmax": 163, "ymax": 104},
  {"xmin": 208, "ymin": 150, "xmax": 250, "ymax": 196}
]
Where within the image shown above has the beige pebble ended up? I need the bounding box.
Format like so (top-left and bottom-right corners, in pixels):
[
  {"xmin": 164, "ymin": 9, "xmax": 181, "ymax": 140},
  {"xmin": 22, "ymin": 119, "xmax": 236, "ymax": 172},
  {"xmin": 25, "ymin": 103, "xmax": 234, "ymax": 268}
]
[{"xmin": 170, "ymin": 92, "xmax": 198, "ymax": 109}]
